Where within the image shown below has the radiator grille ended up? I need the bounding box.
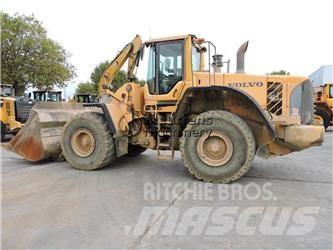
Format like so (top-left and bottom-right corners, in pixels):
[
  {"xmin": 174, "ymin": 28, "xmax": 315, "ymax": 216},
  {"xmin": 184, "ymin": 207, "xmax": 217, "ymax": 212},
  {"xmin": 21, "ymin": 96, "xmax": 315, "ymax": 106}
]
[{"xmin": 267, "ymin": 82, "xmax": 283, "ymax": 115}]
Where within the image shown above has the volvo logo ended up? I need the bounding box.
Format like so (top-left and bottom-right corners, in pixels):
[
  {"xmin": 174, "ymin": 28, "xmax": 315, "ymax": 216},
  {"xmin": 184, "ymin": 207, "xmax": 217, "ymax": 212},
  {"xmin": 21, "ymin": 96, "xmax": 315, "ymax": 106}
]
[{"xmin": 228, "ymin": 82, "xmax": 264, "ymax": 88}]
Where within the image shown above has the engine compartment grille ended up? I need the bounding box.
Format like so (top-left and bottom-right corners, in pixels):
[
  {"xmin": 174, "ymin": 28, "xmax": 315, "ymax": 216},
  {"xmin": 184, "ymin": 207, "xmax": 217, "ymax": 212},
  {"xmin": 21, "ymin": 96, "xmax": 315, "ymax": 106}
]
[{"xmin": 267, "ymin": 82, "xmax": 283, "ymax": 115}]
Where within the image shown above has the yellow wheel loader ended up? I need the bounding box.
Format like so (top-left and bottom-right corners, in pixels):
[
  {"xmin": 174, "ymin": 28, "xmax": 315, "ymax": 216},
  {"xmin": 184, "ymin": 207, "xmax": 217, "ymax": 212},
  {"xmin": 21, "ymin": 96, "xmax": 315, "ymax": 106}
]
[
  {"xmin": 0, "ymin": 84, "xmax": 36, "ymax": 141},
  {"xmin": 5, "ymin": 35, "xmax": 324, "ymax": 183},
  {"xmin": 314, "ymin": 83, "xmax": 333, "ymax": 129}
]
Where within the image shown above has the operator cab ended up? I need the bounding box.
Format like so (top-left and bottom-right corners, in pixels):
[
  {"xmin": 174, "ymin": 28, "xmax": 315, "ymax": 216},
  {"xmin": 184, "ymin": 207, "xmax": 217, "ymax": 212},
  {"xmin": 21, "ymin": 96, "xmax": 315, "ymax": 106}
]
[
  {"xmin": 76, "ymin": 94, "xmax": 98, "ymax": 103},
  {"xmin": 144, "ymin": 36, "xmax": 186, "ymax": 95},
  {"xmin": 31, "ymin": 91, "xmax": 62, "ymax": 102},
  {"xmin": 141, "ymin": 35, "xmax": 227, "ymax": 97}
]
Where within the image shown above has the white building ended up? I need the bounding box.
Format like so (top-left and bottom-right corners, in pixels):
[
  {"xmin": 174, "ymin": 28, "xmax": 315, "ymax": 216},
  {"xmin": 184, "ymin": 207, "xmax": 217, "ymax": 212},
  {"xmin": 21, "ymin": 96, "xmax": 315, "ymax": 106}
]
[{"xmin": 309, "ymin": 65, "xmax": 333, "ymax": 87}]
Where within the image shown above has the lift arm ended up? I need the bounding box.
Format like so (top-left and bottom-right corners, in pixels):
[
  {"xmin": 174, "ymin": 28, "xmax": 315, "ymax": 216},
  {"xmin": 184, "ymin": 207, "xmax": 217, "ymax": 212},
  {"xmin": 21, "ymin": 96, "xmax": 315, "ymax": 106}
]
[{"xmin": 98, "ymin": 35, "xmax": 143, "ymax": 97}]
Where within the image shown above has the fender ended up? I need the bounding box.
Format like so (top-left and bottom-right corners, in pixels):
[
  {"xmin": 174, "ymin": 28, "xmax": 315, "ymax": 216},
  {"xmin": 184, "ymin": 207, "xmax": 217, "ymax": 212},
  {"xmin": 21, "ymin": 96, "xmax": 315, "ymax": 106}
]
[
  {"xmin": 83, "ymin": 102, "xmax": 129, "ymax": 157},
  {"xmin": 173, "ymin": 86, "xmax": 276, "ymax": 146},
  {"xmin": 83, "ymin": 103, "xmax": 116, "ymax": 133}
]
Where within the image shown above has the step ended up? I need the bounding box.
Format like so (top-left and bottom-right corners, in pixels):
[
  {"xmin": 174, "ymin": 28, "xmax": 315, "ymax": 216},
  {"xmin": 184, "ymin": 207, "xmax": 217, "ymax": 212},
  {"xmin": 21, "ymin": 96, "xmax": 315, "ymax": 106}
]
[{"xmin": 157, "ymin": 154, "xmax": 174, "ymax": 160}]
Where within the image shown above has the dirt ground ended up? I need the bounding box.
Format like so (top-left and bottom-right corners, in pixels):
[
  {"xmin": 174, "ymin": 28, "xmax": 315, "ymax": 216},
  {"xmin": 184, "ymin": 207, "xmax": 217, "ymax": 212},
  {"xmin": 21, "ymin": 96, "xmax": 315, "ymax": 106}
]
[{"xmin": 1, "ymin": 129, "xmax": 332, "ymax": 249}]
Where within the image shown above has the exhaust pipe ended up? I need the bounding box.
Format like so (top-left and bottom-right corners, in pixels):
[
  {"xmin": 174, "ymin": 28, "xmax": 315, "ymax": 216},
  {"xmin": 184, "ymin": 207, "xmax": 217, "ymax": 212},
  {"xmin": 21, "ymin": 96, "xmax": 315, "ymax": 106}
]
[{"xmin": 236, "ymin": 41, "xmax": 249, "ymax": 73}]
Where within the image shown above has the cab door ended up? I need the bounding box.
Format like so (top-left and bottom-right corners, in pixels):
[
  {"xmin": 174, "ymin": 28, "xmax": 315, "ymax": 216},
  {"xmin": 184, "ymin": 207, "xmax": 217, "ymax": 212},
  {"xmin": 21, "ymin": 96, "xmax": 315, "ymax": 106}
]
[{"xmin": 145, "ymin": 40, "xmax": 186, "ymax": 106}]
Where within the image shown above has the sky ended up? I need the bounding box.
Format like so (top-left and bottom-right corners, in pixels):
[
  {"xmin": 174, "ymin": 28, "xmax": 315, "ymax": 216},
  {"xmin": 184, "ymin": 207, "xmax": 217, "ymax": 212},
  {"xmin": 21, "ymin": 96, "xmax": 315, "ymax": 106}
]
[{"xmin": 1, "ymin": 0, "xmax": 333, "ymax": 98}]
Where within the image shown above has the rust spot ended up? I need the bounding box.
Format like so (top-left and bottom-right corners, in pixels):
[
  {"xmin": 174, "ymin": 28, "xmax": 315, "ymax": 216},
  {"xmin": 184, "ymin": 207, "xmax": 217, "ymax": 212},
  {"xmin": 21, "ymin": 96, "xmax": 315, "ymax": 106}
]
[{"xmin": 12, "ymin": 136, "xmax": 43, "ymax": 161}]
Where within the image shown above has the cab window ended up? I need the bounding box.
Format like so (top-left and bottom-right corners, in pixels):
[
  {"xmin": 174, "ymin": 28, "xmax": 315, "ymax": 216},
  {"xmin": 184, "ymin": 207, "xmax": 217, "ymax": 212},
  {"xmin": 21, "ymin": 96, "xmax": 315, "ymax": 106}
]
[
  {"xmin": 34, "ymin": 92, "xmax": 46, "ymax": 101},
  {"xmin": 157, "ymin": 41, "xmax": 183, "ymax": 94},
  {"xmin": 192, "ymin": 45, "xmax": 200, "ymax": 72},
  {"xmin": 147, "ymin": 46, "xmax": 156, "ymax": 93}
]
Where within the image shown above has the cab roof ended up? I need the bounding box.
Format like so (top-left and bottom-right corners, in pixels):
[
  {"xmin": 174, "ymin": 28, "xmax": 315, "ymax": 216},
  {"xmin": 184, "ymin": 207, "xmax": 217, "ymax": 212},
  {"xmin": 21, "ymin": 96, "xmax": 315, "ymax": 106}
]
[
  {"xmin": 33, "ymin": 90, "xmax": 62, "ymax": 94},
  {"xmin": 144, "ymin": 34, "xmax": 195, "ymax": 45}
]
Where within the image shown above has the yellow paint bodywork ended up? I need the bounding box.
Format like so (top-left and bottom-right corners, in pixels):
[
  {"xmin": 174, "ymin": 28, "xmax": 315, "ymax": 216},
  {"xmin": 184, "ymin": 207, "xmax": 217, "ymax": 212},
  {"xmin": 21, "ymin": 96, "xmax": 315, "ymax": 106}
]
[
  {"xmin": 0, "ymin": 97, "xmax": 23, "ymax": 132},
  {"xmin": 139, "ymin": 72, "xmax": 308, "ymax": 118},
  {"xmin": 109, "ymin": 35, "xmax": 310, "ymax": 119},
  {"xmin": 104, "ymin": 34, "xmax": 323, "ymax": 156},
  {"xmin": 98, "ymin": 35, "xmax": 142, "ymax": 97}
]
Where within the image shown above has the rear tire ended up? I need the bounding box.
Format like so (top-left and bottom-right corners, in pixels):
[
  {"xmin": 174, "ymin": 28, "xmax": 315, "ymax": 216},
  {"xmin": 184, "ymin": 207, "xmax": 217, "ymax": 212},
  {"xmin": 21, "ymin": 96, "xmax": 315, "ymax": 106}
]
[
  {"xmin": 61, "ymin": 112, "xmax": 116, "ymax": 170},
  {"xmin": 315, "ymin": 108, "xmax": 330, "ymax": 129},
  {"xmin": 127, "ymin": 144, "xmax": 147, "ymax": 156},
  {"xmin": 180, "ymin": 110, "xmax": 255, "ymax": 183}
]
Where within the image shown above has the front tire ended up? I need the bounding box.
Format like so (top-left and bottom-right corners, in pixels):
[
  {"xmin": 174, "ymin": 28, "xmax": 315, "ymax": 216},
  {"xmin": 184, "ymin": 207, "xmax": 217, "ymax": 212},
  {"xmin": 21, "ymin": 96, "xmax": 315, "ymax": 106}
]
[
  {"xmin": 180, "ymin": 110, "xmax": 255, "ymax": 183},
  {"xmin": 61, "ymin": 112, "xmax": 116, "ymax": 170}
]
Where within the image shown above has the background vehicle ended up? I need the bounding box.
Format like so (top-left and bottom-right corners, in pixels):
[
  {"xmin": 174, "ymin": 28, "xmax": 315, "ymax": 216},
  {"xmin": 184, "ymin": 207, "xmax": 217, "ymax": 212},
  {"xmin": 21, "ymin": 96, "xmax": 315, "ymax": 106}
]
[
  {"xmin": 6, "ymin": 35, "xmax": 324, "ymax": 183},
  {"xmin": 29, "ymin": 90, "xmax": 63, "ymax": 102},
  {"xmin": 314, "ymin": 83, "xmax": 333, "ymax": 129},
  {"xmin": 75, "ymin": 94, "xmax": 98, "ymax": 103},
  {"xmin": 0, "ymin": 84, "xmax": 35, "ymax": 141}
]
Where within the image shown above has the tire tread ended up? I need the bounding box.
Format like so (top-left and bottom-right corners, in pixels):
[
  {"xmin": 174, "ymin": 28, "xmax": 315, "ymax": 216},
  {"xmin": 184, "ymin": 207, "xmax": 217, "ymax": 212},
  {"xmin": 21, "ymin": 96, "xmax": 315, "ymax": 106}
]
[
  {"xmin": 180, "ymin": 110, "xmax": 255, "ymax": 183},
  {"xmin": 61, "ymin": 112, "xmax": 116, "ymax": 170}
]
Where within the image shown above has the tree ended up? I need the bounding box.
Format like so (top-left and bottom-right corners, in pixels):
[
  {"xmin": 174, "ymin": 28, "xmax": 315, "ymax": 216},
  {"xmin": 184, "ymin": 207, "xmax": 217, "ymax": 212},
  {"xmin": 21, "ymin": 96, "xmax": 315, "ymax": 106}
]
[
  {"xmin": 90, "ymin": 60, "xmax": 110, "ymax": 88},
  {"xmin": 90, "ymin": 61, "xmax": 127, "ymax": 91},
  {"xmin": 137, "ymin": 79, "xmax": 146, "ymax": 87},
  {"xmin": 112, "ymin": 70, "xmax": 128, "ymax": 91},
  {"xmin": 89, "ymin": 60, "xmax": 146, "ymax": 93},
  {"xmin": 75, "ymin": 82, "xmax": 97, "ymax": 94},
  {"xmin": 1, "ymin": 12, "xmax": 75, "ymax": 95},
  {"xmin": 267, "ymin": 70, "xmax": 290, "ymax": 75}
]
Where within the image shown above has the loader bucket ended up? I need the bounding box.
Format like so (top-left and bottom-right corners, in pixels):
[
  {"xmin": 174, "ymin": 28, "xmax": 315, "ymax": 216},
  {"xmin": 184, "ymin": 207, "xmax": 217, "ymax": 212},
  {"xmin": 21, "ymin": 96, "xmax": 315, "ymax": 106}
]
[{"xmin": 4, "ymin": 102, "xmax": 98, "ymax": 162}]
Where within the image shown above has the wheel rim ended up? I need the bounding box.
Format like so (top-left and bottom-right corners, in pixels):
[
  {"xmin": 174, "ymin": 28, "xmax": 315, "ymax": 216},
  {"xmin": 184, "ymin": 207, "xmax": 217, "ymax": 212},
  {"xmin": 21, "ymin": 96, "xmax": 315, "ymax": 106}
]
[
  {"xmin": 196, "ymin": 130, "xmax": 233, "ymax": 167},
  {"xmin": 71, "ymin": 128, "xmax": 96, "ymax": 157}
]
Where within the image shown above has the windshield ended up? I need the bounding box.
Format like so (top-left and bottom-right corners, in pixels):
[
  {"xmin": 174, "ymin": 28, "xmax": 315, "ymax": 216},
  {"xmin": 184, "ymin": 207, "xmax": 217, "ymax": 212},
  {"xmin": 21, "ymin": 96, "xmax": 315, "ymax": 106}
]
[
  {"xmin": 145, "ymin": 41, "xmax": 184, "ymax": 94},
  {"xmin": 48, "ymin": 93, "xmax": 61, "ymax": 102},
  {"xmin": 157, "ymin": 41, "xmax": 183, "ymax": 94},
  {"xmin": 34, "ymin": 92, "xmax": 46, "ymax": 101}
]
